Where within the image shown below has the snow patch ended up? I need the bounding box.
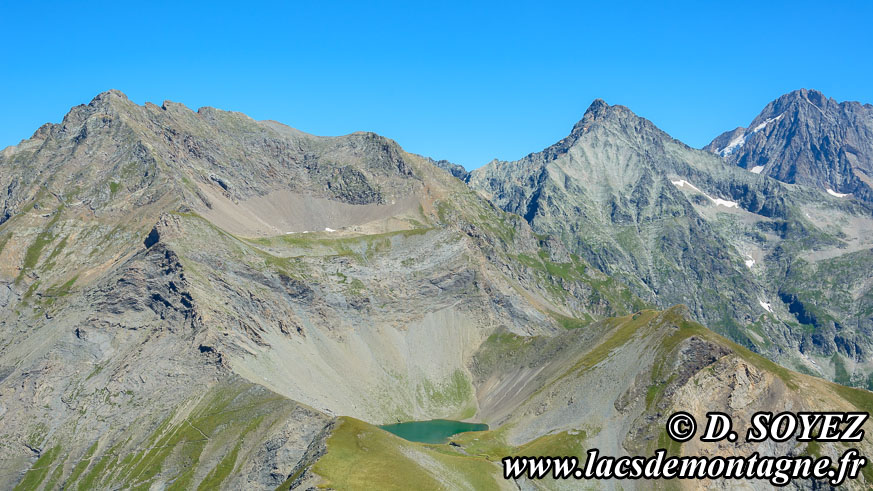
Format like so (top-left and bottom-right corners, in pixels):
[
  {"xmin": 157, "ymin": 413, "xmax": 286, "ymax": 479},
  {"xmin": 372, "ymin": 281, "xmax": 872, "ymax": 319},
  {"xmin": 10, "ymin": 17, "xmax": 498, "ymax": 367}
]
[
  {"xmin": 712, "ymin": 198, "xmax": 739, "ymax": 208},
  {"xmin": 671, "ymin": 180, "xmax": 739, "ymax": 208},
  {"xmin": 671, "ymin": 180, "xmax": 702, "ymax": 193},
  {"xmin": 826, "ymin": 188, "xmax": 851, "ymax": 198},
  {"xmin": 324, "ymin": 227, "xmax": 336, "ymax": 232},
  {"xmin": 750, "ymin": 165, "xmax": 765, "ymax": 174},
  {"xmin": 752, "ymin": 113, "xmax": 784, "ymax": 133},
  {"xmin": 718, "ymin": 114, "xmax": 783, "ymax": 156},
  {"xmin": 745, "ymin": 258, "xmax": 755, "ymax": 269},
  {"xmin": 719, "ymin": 134, "xmax": 747, "ymax": 157},
  {"xmin": 759, "ymin": 300, "xmax": 773, "ymax": 313}
]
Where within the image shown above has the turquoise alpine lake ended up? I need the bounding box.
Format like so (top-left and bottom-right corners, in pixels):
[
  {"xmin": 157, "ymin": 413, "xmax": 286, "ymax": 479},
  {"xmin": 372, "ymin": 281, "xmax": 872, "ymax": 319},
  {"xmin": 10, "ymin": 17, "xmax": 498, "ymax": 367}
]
[{"xmin": 379, "ymin": 419, "xmax": 489, "ymax": 444}]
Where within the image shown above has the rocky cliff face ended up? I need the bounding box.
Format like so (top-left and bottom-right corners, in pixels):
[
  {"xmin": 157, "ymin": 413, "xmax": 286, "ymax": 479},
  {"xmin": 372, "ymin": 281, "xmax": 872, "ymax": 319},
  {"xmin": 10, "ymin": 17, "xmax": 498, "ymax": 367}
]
[
  {"xmin": 705, "ymin": 88, "xmax": 873, "ymax": 203},
  {"xmin": 470, "ymin": 97, "xmax": 873, "ymax": 389},
  {"xmin": 470, "ymin": 100, "xmax": 764, "ymax": 326},
  {"xmin": 1, "ymin": 91, "xmax": 872, "ymax": 489}
]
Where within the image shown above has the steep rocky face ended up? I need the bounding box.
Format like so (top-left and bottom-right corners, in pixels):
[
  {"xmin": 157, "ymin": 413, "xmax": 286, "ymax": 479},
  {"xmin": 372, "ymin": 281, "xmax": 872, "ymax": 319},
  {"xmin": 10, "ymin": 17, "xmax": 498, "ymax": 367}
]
[
  {"xmin": 426, "ymin": 157, "xmax": 471, "ymax": 182},
  {"xmin": 705, "ymin": 89, "xmax": 873, "ymax": 203},
  {"xmin": 470, "ymin": 98, "xmax": 873, "ymax": 389},
  {"xmin": 470, "ymin": 100, "xmax": 768, "ymax": 332}
]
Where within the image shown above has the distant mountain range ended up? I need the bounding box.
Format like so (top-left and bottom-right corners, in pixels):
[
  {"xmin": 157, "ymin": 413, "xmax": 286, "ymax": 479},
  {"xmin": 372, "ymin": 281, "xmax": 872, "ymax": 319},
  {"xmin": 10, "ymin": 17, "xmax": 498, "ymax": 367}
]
[{"xmin": 0, "ymin": 89, "xmax": 871, "ymax": 489}]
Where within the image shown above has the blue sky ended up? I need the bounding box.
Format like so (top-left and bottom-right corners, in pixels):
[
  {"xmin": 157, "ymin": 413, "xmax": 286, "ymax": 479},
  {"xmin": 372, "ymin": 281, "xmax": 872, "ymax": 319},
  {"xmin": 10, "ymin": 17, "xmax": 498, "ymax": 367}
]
[{"xmin": 2, "ymin": 1, "xmax": 872, "ymax": 170}]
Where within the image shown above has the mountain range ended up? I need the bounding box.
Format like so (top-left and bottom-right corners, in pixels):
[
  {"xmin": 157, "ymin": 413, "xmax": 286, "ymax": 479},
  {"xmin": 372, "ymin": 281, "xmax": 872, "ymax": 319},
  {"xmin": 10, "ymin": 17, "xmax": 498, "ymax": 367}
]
[{"xmin": 0, "ymin": 89, "xmax": 871, "ymax": 489}]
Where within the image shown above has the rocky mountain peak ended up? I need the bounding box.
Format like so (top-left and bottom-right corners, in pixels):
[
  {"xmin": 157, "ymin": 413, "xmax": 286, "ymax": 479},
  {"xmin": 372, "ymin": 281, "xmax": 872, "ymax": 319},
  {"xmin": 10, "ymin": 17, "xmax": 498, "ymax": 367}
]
[
  {"xmin": 756, "ymin": 88, "xmax": 837, "ymax": 123},
  {"xmin": 90, "ymin": 88, "xmax": 130, "ymax": 104},
  {"xmin": 81, "ymin": 88, "xmax": 135, "ymax": 115},
  {"xmin": 568, "ymin": 99, "xmax": 610, "ymax": 136},
  {"xmin": 782, "ymin": 87, "xmax": 828, "ymax": 106},
  {"xmin": 551, "ymin": 99, "xmax": 671, "ymax": 159},
  {"xmin": 571, "ymin": 98, "xmax": 636, "ymax": 131},
  {"xmin": 705, "ymin": 89, "xmax": 873, "ymax": 202},
  {"xmin": 580, "ymin": 97, "xmax": 610, "ymax": 118}
]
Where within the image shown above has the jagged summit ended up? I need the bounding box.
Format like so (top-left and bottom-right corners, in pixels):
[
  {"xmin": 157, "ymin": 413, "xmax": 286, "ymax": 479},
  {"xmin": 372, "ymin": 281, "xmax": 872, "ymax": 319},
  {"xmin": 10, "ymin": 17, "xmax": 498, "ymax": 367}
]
[
  {"xmin": 519, "ymin": 98, "xmax": 680, "ymax": 166},
  {"xmin": 570, "ymin": 98, "xmax": 651, "ymax": 134},
  {"xmin": 706, "ymin": 88, "xmax": 873, "ymax": 202},
  {"xmin": 578, "ymin": 97, "xmax": 610, "ymax": 118},
  {"xmin": 469, "ymin": 97, "xmax": 774, "ymax": 333},
  {"xmin": 567, "ymin": 98, "xmax": 614, "ymax": 136},
  {"xmin": 90, "ymin": 88, "xmax": 129, "ymax": 103},
  {"xmin": 767, "ymin": 88, "xmax": 830, "ymax": 108}
]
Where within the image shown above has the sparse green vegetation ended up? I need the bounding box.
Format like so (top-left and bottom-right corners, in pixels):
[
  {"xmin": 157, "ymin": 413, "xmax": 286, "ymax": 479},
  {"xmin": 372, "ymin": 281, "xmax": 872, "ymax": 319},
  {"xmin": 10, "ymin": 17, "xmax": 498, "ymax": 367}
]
[
  {"xmin": 805, "ymin": 439, "xmax": 822, "ymax": 458},
  {"xmin": 561, "ymin": 310, "xmax": 659, "ymax": 378},
  {"xmin": 43, "ymin": 275, "xmax": 78, "ymax": 305},
  {"xmin": 451, "ymin": 425, "xmax": 589, "ymax": 461},
  {"xmin": 85, "ymin": 363, "xmax": 103, "ymax": 381},
  {"xmin": 415, "ymin": 370, "xmax": 477, "ymax": 419},
  {"xmin": 0, "ymin": 232, "xmax": 12, "ymax": 255},
  {"xmin": 515, "ymin": 251, "xmax": 586, "ymax": 282},
  {"xmin": 254, "ymin": 227, "xmax": 430, "ymax": 251},
  {"xmin": 657, "ymin": 428, "xmax": 682, "ymax": 457},
  {"xmin": 645, "ymin": 376, "xmax": 675, "ymax": 409},
  {"xmin": 43, "ymin": 453, "xmax": 68, "ymax": 490},
  {"xmin": 832, "ymin": 353, "xmax": 851, "ymax": 386},
  {"xmin": 66, "ymin": 441, "xmax": 100, "ymax": 485},
  {"xmin": 549, "ymin": 311, "xmax": 594, "ymax": 329},
  {"xmin": 347, "ymin": 277, "xmax": 365, "ymax": 295},
  {"xmin": 514, "ymin": 247, "xmax": 647, "ymax": 316},
  {"xmin": 196, "ymin": 441, "xmax": 242, "ymax": 490},
  {"xmin": 55, "ymin": 381, "xmax": 299, "ymax": 489},
  {"xmin": 14, "ymin": 446, "xmax": 61, "ymax": 491},
  {"xmin": 16, "ymin": 207, "xmax": 64, "ymax": 283},
  {"xmin": 658, "ymin": 310, "xmax": 799, "ymax": 390},
  {"xmin": 825, "ymin": 379, "xmax": 873, "ymax": 412},
  {"xmin": 43, "ymin": 234, "xmax": 69, "ymax": 270},
  {"xmin": 22, "ymin": 280, "xmax": 40, "ymax": 301}
]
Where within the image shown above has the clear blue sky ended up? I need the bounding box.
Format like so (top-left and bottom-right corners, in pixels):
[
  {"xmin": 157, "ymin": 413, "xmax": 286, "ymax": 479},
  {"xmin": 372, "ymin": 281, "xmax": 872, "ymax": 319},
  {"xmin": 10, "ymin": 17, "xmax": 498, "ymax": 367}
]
[{"xmin": 2, "ymin": 1, "xmax": 872, "ymax": 170}]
